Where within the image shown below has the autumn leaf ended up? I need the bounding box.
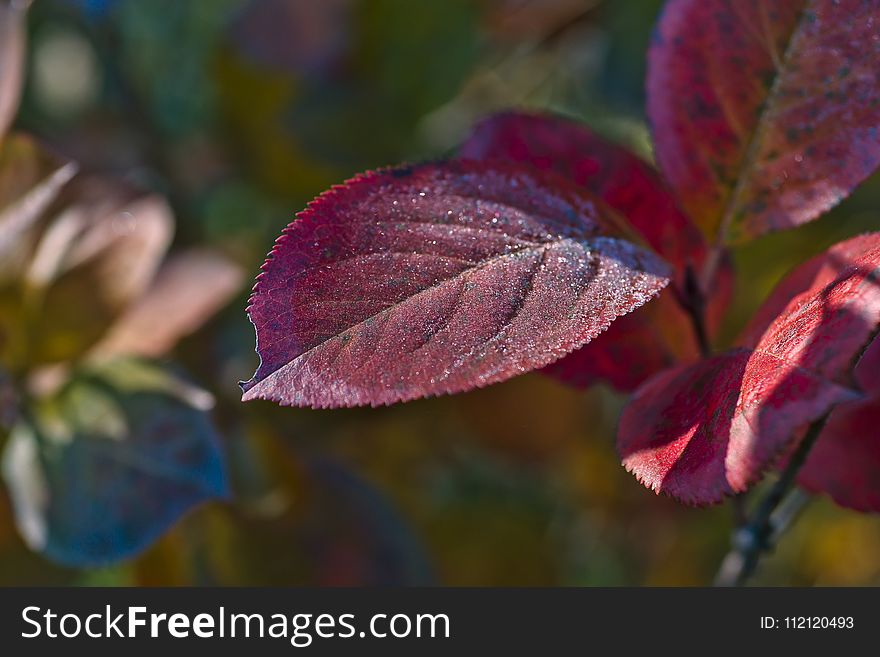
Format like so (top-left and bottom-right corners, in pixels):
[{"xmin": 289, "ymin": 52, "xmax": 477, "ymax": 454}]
[
  {"xmin": 618, "ymin": 233, "xmax": 880, "ymax": 504},
  {"xmin": 461, "ymin": 112, "xmax": 707, "ymax": 275},
  {"xmin": 798, "ymin": 319, "xmax": 880, "ymax": 511},
  {"xmin": 242, "ymin": 160, "xmax": 670, "ymax": 408},
  {"xmin": 648, "ymin": 0, "xmax": 880, "ymax": 242},
  {"xmin": 739, "ymin": 232, "xmax": 880, "ymax": 346},
  {"xmin": 540, "ymin": 297, "xmax": 678, "ymax": 391},
  {"xmin": 461, "ymin": 111, "xmax": 734, "ymax": 390}
]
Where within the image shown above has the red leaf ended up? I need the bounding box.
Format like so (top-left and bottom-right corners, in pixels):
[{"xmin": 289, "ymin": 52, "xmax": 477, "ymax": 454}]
[
  {"xmin": 241, "ymin": 161, "xmax": 670, "ymax": 408},
  {"xmin": 648, "ymin": 0, "xmax": 880, "ymax": 242},
  {"xmin": 619, "ymin": 235, "xmax": 880, "ymax": 504},
  {"xmin": 741, "ymin": 233, "xmax": 880, "ymax": 346},
  {"xmin": 798, "ymin": 335, "xmax": 880, "ymax": 511},
  {"xmin": 461, "ymin": 112, "xmax": 706, "ymax": 275},
  {"xmin": 619, "ymin": 350, "xmax": 854, "ymax": 503},
  {"xmin": 461, "ymin": 111, "xmax": 734, "ymax": 390}
]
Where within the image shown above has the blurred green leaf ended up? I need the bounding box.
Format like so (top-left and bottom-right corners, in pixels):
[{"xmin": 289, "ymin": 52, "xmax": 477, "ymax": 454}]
[{"xmin": 1, "ymin": 358, "xmax": 228, "ymax": 566}]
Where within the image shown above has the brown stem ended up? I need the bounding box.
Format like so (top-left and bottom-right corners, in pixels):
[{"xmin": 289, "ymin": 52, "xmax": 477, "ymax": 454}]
[
  {"xmin": 714, "ymin": 417, "xmax": 825, "ymax": 586},
  {"xmin": 699, "ymin": 241, "xmax": 725, "ymax": 299},
  {"xmin": 680, "ymin": 264, "xmax": 711, "ymax": 357}
]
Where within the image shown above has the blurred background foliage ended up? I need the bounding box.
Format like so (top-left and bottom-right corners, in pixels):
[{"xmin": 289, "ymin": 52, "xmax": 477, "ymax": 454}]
[{"xmin": 1, "ymin": 0, "xmax": 879, "ymax": 586}]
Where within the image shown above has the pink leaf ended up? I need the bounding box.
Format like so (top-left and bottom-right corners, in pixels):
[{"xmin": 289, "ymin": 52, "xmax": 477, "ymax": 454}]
[
  {"xmin": 648, "ymin": 0, "xmax": 880, "ymax": 242},
  {"xmin": 241, "ymin": 160, "xmax": 670, "ymax": 408},
  {"xmin": 92, "ymin": 249, "xmax": 244, "ymax": 359},
  {"xmin": 619, "ymin": 234, "xmax": 880, "ymax": 504},
  {"xmin": 619, "ymin": 350, "xmax": 856, "ymax": 504}
]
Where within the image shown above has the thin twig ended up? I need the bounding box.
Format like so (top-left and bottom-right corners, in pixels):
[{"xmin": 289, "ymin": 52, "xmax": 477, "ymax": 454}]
[
  {"xmin": 731, "ymin": 492, "xmax": 748, "ymax": 526},
  {"xmin": 714, "ymin": 417, "xmax": 826, "ymax": 586},
  {"xmin": 769, "ymin": 488, "xmax": 811, "ymax": 541}
]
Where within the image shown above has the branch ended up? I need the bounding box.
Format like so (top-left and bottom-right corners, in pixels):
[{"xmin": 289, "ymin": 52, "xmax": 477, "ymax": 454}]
[{"xmin": 713, "ymin": 417, "xmax": 826, "ymax": 586}]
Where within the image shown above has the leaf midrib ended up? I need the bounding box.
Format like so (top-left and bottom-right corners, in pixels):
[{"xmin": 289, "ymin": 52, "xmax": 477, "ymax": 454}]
[{"xmin": 714, "ymin": 0, "xmax": 814, "ymax": 244}]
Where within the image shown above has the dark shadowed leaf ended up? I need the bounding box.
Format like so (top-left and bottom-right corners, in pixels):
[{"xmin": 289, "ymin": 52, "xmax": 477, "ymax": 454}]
[
  {"xmin": 297, "ymin": 458, "xmax": 433, "ymax": 585},
  {"xmin": 618, "ymin": 233, "xmax": 880, "ymax": 504},
  {"xmin": 1, "ymin": 359, "xmax": 228, "ymax": 566},
  {"xmin": 461, "ymin": 112, "xmax": 734, "ymax": 390},
  {"xmin": 799, "ymin": 334, "xmax": 880, "ymax": 511},
  {"xmin": 648, "ymin": 0, "xmax": 880, "ymax": 242},
  {"xmin": 242, "ymin": 160, "xmax": 670, "ymax": 408},
  {"xmin": 180, "ymin": 434, "xmax": 432, "ymax": 585}
]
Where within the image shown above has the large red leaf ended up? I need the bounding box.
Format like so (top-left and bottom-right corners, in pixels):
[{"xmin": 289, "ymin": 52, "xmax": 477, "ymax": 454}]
[
  {"xmin": 648, "ymin": 0, "xmax": 880, "ymax": 242},
  {"xmin": 461, "ymin": 111, "xmax": 733, "ymax": 390},
  {"xmin": 241, "ymin": 161, "xmax": 670, "ymax": 408},
  {"xmin": 798, "ymin": 335, "xmax": 880, "ymax": 511},
  {"xmin": 619, "ymin": 234, "xmax": 880, "ymax": 504}
]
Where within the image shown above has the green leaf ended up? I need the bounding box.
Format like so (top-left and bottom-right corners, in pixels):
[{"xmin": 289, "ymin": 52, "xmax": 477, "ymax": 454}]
[{"xmin": 1, "ymin": 359, "xmax": 228, "ymax": 566}]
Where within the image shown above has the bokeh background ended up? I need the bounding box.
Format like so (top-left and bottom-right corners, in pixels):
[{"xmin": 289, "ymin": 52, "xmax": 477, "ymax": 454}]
[{"xmin": 2, "ymin": 0, "xmax": 879, "ymax": 586}]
